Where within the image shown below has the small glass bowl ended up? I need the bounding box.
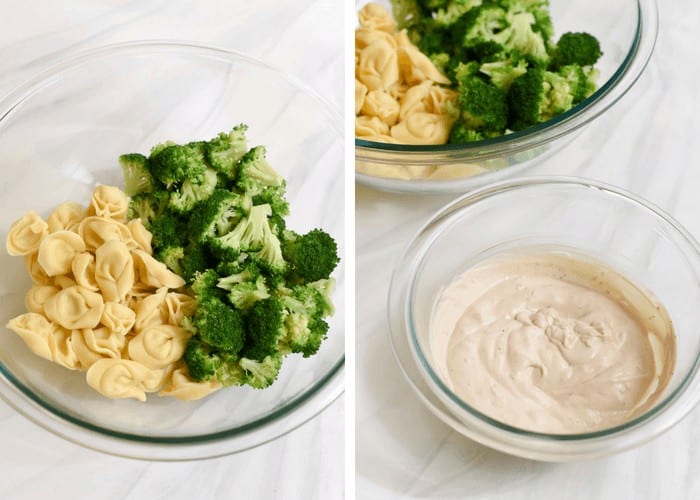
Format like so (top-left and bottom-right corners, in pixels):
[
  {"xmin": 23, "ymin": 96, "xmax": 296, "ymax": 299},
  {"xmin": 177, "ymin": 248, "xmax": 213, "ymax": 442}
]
[
  {"xmin": 355, "ymin": 0, "xmax": 659, "ymax": 194},
  {"xmin": 388, "ymin": 177, "xmax": 700, "ymax": 461},
  {"xmin": 0, "ymin": 41, "xmax": 344, "ymax": 460}
]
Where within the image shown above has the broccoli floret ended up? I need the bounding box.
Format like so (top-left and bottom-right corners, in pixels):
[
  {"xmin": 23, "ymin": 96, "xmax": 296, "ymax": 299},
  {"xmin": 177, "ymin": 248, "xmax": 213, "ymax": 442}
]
[
  {"xmin": 479, "ymin": 57, "xmax": 528, "ymax": 91},
  {"xmin": 433, "ymin": 0, "xmax": 481, "ymax": 26},
  {"xmin": 249, "ymin": 223, "xmax": 286, "ymax": 275},
  {"xmin": 148, "ymin": 210, "xmax": 186, "ymax": 250},
  {"xmin": 216, "ymin": 357, "xmax": 246, "ymax": 387},
  {"xmin": 551, "ymin": 32, "xmax": 602, "ymax": 68},
  {"xmin": 449, "ymin": 122, "xmax": 485, "ymax": 143},
  {"xmin": 119, "ymin": 153, "xmax": 153, "ymax": 196},
  {"xmin": 188, "ymin": 189, "xmax": 250, "ymax": 242},
  {"xmin": 183, "ymin": 337, "xmax": 221, "ymax": 382},
  {"xmin": 307, "ymin": 278, "xmax": 336, "ymax": 317},
  {"xmin": 242, "ymin": 298, "xmax": 287, "ymax": 361},
  {"xmin": 149, "ymin": 143, "xmax": 208, "ymax": 187},
  {"xmin": 169, "ymin": 168, "xmax": 218, "ymax": 213},
  {"xmin": 279, "ymin": 284, "xmax": 331, "ymax": 357},
  {"xmin": 157, "ymin": 246, "xmax": 185, "ymax": 275},
  {"xmin": 193, "ymin": 296, "xmax": 245, "ymax": 353},
  {"xmin": 206, "ymin": 124, "xmax": 249, "ymax": 178},
  {"xmin": 190, "ymin": 268, "xmax": 221, "ymax": 302},
  {"xmin": 558, "ymin": 64, "xmax": 597, "ymax": 104},
  {"xmin": 461, "ymin": 4, "xmax": 548, "ymax": 64},
  {"xmin": 217, "ymin": 261, "xmax": 270, "ymax": 310},
  {"xmin": 507, "ymin": 65, "xmax": 580, "ymax": 129},
  {"xmin": 453, "ymin": 70, "xmax": 508, "ymax": 133},
  {"xmin": 216, "ymin": 204, "xmax": 274, "ymax": 251},
  {"xmin": 236, "ymin": 146, "xmax": 284, "ymax": 195},
  {"xmin": 239, "ymin": 354, "xmax": 283, "ymax": 389},
  {"xmin": 281, "ymin": 229, "xmax": 339, "ymax": 285},
  {"xmin": 179, "ymin": 244, "xmax": 212, "ymax": 284},
  {"xmin": 390, "ymin": 0, "xmax": 426, "ymax": 29}
]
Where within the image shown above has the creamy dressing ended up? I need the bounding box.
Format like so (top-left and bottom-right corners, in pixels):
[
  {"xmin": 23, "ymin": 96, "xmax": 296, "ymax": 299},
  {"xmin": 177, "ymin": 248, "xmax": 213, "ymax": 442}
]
[{"xmin": 430, "ymin": 251, "xmax": 676, "ymax": 434}]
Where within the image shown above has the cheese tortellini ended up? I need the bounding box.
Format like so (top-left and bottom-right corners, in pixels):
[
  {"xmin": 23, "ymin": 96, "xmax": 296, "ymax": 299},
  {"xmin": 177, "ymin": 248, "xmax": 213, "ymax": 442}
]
[
  {"xmin": 355, "ymin": 3, "xmax": 458, "ymax": 145},
  {"xmin": 5, "ymin": 185, "xmax": 215, "ymax": 402}
]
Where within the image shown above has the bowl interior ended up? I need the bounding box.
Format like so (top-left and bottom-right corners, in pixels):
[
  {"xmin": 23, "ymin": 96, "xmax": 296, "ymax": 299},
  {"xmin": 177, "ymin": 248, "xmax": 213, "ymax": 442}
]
[
  {"xmin": 406, "ymin": 180, "xmax": 700, "ymax": 439},
  {"xmin": 355, "ymin": 0, "xmax": 655, "ymax": 192},
  {"xmin": 0, "ymin": 43, "xmax": 344, "ymax": 447}
]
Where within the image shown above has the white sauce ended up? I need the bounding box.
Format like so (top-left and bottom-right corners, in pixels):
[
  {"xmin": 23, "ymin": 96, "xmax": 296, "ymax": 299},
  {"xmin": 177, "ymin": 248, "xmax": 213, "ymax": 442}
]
[{"xmin": 430, "ymin": 251, "xmax": 676, "ymax": 434}]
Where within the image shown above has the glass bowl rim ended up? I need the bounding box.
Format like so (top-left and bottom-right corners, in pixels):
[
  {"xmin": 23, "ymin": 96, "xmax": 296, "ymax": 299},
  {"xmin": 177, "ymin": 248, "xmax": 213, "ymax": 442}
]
[
  {"xmin": 355, "ymin": 0, "xmax": 658, "ymax": 162},
  {"xmin": 0, "ymin": 39, "xmax": 345, "ymax": 457},
  {"xmin": 394, "ymin": 176, "xmax": 700, "ymax": 443}
]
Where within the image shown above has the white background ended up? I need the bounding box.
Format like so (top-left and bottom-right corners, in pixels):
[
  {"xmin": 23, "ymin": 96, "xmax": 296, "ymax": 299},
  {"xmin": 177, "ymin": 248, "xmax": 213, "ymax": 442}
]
[
  {"xmin": 0, "ymin": 1, "xmax": 344, "ymax": 499},
  {"xmin": 356, "ymin": 0, "xmax": 700, "ymax": 499}
]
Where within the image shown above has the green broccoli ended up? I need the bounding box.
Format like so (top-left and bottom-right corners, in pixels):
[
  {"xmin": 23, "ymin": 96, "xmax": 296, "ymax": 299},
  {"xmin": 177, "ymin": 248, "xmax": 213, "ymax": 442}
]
[
  {"xmin": 236, "ymin": 146, "xmax": 285, "ymax": 195},
  {"xmin": 281, "ymin": 229, "xmax": 340, "ymax": 285},
  {"xmin": 183, "ymin": 338, "xmax": 221, "ymax": 382},
  {"xmin": 187, "ymin": 189, "xmax": 250, "ymax": 243},
  {"xmin": 239, "ymin": 354, "xmax": 283, "ymax": 389},
  {"xmin": 149, "ymin": 142, "xmax": 208, "ymax": 187},
  {"xmin": 507, "ymin": 65, "xmax": 581, "ymax": 129},
  {"xmin": 479, "ymin": 57, "xmax": 528, "ymax": 91},
  {"xmin": 128, "ymin": 191, "xmax": 168, "ymax": 227},
  {"xmin": 192, "ymin": 295, "xmax": 245, "ymax": 353},
  {"xmin": 551, "ymin": 32, "xmax": 602, "ymax": 68},
  {"xmin": 449, "ymin": 122, "xmax": 485, "ymax": 143},
  {"xmin": 453, "ymin": 70, "xmax": 508, "ymax": 133},
  {"xmin": 206, "ymin": 124, "xmax": 249, "ymax": 178},
  {"xmin": 120, "ymin": 153, "xmax": 153, "ymax": 196},
  {"xmin": 157, "ymin": 246, "xmax": 185, "ymax": 275},
  {"xmin": 242, "ymin": 298, "xmax": 288, "ymax": 361},
  {"xmin": 279, "ymin": 284, "xmax": 331, "ymax": 357},
  {"xmin": 169, "ymin": 168, "xmax": 218, "ymax": 213},
  {"xmin": 121, "ymin": 124, "xmax": 339, "ymax": 393},
  {"xmin": 217, "ymin": 261, "xmax": 270, "ymax": 310}
]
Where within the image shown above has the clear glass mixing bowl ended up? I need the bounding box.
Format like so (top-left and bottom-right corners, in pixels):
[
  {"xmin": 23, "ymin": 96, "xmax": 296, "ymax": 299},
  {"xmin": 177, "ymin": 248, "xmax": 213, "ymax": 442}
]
[
  {"xmin": 389, "ymin": 177, "xmax": 700, "ymax": 461},
  {"xmin": 0, "ymin": 40, "xmax": 344, "ymax": 460},
  {"xmin": 355, "ymin": 0, "xmax": 658, "ymax": 194}
]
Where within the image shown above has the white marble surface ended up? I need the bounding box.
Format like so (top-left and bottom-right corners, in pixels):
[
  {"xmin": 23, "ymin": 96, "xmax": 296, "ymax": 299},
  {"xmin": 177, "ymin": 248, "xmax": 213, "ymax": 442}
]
[
  {"xmin": 0, "ymin": 1, "xmax": 343, "ymax": 499},
  {"xmin": 356, "ymin": 1, "xmax": 700, "ymax": 498}
]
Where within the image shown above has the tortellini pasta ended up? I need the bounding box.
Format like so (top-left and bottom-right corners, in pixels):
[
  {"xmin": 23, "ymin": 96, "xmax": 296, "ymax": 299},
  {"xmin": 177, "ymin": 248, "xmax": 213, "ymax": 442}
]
[
  {"xmin": 355, "ymin": 3, "xmax": 458, "ymax": 146},
  {"xmin": 127, "ymin": 324, "xmax": 189, "ymax": 369},
  {"xmin": 160, "ymin": 365, "xmax": 221, "ymax": 401},
  {"xmin": 86, "ymin": 359, "xmax": 161, "ymax": 402},
  {"xmin": 88, "ymin": 184, "xmax": 129, "ymax": 222},
  {"xmin": 4, "ymin": 185, "xmax": 214, "ymax": 402},
  {"xmin": 37, "ymin": 230, "xmax": 86, "ymax": 276},
  {"xmin": 94, "ymin": 240, "xmax": 135, "ymax": 302},
  {"xmin": 47, "ymin": 202, "xmax": 86, "ymax": 233},
  {"xmin": 6, "ymin": 211, "xmax": 48, "ymax": 256}
]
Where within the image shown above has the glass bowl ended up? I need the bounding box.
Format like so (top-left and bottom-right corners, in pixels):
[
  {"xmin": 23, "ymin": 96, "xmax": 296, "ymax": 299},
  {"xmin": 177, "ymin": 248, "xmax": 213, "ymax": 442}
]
[
  {"xmin": 0, "ymin": 41, "xmax": 344, "ymax": 460},
  {"xmin": 388, "ymin": 177, "xmax": 700, "ymax": 461},
  {"xmin": 355, "ymin": 0, "xmax": 659, "ymax": 194}
]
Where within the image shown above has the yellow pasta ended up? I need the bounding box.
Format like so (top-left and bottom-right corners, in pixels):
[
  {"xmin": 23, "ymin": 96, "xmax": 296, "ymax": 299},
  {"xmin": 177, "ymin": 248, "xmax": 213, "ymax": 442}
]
[
  {"xmin": 127, "ymin": 324, "xmax": 190, "ymax": 370},
  {"xmin": 88, "ymin": 184, "xmax": 130, "ymax": 222},
  {"xmin": 72, "ymin": 252, "xmax": 100, "ymax": 292},
  {"xmin": 355, "ymin": 3, "xmax": 458, "ymax": 146},
  {"xmin": 131, "ymin": 249, "xmax": 186, "ymax": 290},
  {"xmin": 6, "ymin": 313, "xmax": 54, "ymax": 361},
  {"xmin": 127, "ymin": 219, "xmax": 153, "ymax": 255},
  {"xmin": 86, "ymin": 358, "xmax": 161, "ymax": 402},
  {"xmin": 6, "ymin": 211, "xmax": 48, "ymax": 256},
  {"xmin": 94, "ymin": 240, "xmax": 135, "ymax": 303},
  {"xmin": 47, "ymin": 202, "xmax": 86, "ymax": 233},
  {"xmin": 78, "ymin": 216, "xmax": 134, "ymax": 251},
  {"xmin": 160, "ymin": 365, "xmax": 221, "ymax": 401},
  {"xmin": 44, "ymin": 285, "xmax": 104, "ymax": 330},
  {"xmin": 37, "ymin": 230, "xmax": 86, "ymax": 277},
  {"xmin": 5, "ymin": 185, "xmax": 218, "ymax": 402},
  {"xmin": 24, "ymin": 284, "xmax": 60, "ymax": 315},
  {"xmin": 101, "ymin": 302, "xmax": 136, "ymax": 336}
]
